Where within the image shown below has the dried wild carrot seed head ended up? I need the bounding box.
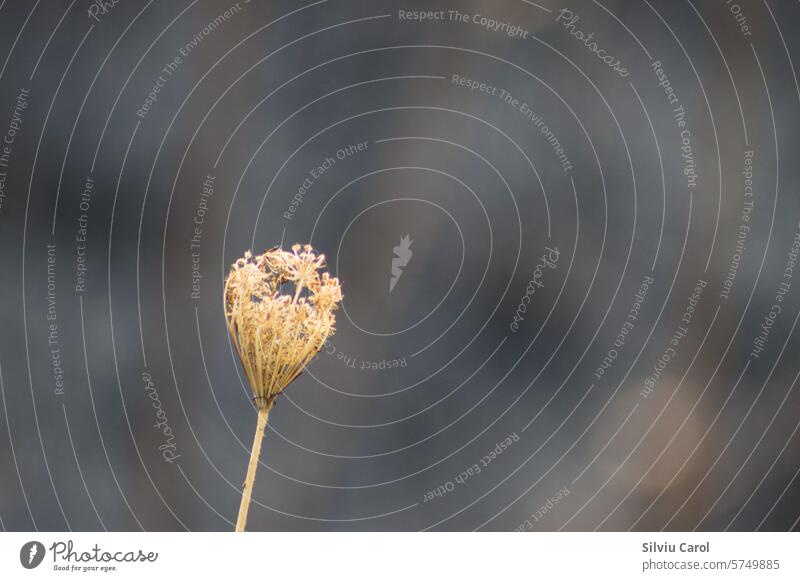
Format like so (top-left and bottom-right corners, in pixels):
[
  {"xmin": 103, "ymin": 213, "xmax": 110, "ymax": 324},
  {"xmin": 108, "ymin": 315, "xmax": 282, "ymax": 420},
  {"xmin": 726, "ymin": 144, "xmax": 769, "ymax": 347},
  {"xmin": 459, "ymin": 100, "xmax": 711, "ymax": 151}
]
[{"xmin": 224, "ymin": 244, "xmax": 342, "ymax": 409}]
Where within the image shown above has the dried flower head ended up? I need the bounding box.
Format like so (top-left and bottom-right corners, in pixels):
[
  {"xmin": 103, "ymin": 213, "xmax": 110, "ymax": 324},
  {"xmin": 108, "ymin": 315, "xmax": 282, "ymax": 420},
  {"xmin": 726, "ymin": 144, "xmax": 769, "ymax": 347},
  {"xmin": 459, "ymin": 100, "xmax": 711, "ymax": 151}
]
[{"xmin": 224, "ymin": 244, "xmax": 342, "ymax": 409}]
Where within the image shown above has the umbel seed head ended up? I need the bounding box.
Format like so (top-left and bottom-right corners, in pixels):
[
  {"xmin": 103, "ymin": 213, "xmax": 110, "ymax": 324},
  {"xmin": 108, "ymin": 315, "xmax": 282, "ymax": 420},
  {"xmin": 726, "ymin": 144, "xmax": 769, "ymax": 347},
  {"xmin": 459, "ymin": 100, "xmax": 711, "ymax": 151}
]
[{"xmin": 224, "ymin": 244, "xmax": 342, "ymax": 410}]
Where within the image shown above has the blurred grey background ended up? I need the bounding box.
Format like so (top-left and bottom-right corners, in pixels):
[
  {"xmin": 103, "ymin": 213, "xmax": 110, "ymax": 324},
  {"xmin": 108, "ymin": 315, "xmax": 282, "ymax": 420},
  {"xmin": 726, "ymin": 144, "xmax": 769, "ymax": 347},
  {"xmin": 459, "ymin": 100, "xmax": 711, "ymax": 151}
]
[{"xmin": 0, "ymin": 0, "xmax": 798, "ymax": 531}]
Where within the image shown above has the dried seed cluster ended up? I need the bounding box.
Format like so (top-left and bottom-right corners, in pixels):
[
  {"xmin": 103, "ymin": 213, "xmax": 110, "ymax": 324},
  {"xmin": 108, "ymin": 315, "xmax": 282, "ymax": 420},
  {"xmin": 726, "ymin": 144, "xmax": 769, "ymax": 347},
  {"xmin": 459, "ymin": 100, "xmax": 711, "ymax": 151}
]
[{"xmin": 224, "ymin": 244, "xmax": 342, "ymax": 409}]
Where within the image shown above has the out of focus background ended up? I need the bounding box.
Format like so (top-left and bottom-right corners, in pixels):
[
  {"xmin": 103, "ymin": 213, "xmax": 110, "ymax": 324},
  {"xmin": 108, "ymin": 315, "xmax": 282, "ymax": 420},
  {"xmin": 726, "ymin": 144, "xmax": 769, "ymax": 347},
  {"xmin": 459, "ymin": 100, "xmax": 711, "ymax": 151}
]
[{"xmin": 0, "ymin": 0, "xmax": 798, "ymax": 531}]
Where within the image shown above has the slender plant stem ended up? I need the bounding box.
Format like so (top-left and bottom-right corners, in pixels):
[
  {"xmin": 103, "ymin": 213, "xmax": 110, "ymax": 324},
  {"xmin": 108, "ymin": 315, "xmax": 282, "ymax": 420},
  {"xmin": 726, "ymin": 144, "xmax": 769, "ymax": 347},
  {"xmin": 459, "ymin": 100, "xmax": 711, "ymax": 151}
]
[{"xmin": 235, "ymin": 405, "xmax": 270, "ymax": 532}]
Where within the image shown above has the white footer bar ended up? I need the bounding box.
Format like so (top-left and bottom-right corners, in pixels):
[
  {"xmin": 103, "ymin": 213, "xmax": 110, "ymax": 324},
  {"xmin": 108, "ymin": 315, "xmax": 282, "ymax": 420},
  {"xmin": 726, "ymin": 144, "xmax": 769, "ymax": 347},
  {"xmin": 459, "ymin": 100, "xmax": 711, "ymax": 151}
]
[{"xmin": 1, "ymin": 532, "xmax": 797, "ymax": 579}]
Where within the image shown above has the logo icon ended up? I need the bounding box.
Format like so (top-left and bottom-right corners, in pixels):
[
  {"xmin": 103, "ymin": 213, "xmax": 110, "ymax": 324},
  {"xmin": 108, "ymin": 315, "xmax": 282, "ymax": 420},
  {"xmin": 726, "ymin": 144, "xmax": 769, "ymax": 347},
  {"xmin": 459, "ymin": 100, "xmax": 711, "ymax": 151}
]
[
  {"xmin": 390, "ymin": 235, "xmax": 413, "ymax": 293},
  {"xmin": 20, "ymin": 541, "xmax": 45, "ymax": 569}
]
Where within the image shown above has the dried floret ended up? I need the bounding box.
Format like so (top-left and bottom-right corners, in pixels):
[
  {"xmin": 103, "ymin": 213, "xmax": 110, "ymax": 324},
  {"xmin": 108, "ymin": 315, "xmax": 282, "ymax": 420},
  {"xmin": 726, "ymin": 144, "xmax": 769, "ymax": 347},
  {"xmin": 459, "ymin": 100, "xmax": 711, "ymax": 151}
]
[{"xmin": 224, "ymin": 245, "xmax": 342, "ymax": 410}]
